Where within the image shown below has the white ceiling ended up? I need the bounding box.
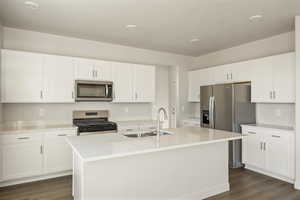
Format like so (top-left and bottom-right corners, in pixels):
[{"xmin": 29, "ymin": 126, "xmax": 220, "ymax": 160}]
[{"xmin": 0, "ymin": 0, "xmax": 300, "ymax": 56}]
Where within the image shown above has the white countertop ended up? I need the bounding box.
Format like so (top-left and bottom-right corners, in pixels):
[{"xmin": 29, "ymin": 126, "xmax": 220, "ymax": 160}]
[
  {"xmin": 66, "ymin": 127, "xmax": 242, "ymax": 162},
  {"xmin": 0, "ymin": 122, "xmax": 77, "ymax": 135},
  {"xmin": 241, "ymin": 124, "xmax": 294, "ymax": 131}
]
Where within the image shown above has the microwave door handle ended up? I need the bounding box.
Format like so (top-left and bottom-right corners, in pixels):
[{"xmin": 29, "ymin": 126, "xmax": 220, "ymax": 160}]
[{"xmin": 105, "ymin": 85, "xmax": 108, "ymax": 97}]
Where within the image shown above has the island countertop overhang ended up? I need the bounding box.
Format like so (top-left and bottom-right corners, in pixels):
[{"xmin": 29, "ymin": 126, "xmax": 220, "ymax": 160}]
[{"xmin": 66, "ymin": 127, "xmax": 242, "ymax": 162}]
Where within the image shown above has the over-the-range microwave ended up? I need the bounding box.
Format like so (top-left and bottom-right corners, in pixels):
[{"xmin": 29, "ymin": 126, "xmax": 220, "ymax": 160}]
[{"xmin": 75, "ymin": 80, "xmax": 113, "ymax": 102}]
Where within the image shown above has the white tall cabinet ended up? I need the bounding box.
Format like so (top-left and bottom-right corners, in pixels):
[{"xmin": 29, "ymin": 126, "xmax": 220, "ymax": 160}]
[{"xmin": 1, "ymin": 50, "xmax": 43, "ymax": 103}]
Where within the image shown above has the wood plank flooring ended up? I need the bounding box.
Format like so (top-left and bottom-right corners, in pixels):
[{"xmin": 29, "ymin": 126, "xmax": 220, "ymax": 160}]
[{"xmin": 0, "ymin": 169, "xmax": 300, "ymax": 200}]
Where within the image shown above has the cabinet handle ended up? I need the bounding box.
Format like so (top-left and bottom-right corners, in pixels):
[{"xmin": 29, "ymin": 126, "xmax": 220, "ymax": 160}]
[
  {"xmin": 260, "ymin": 142, "xmax": 263, "ymax": 150},
  {"xmin": 270, "ymin": 91, "xmax": 273, "ymax": 99},
  {"xmin": 95, "ymin": 70, "xmax": 98, "ymax": 77},
  {"xmin": 40, "ymin": 91, "xmax": 43, "ymax": 99},
  {"xmin": 135, "ymin": 92, "xmax": 138, "ymax": 100},
  {"xmin": 272, "ymin": 135, "xmax": 280, "ymax": 138},
  {"xmin": 273, "ymin": 91, "xmax": 276, "ymax": 99},
  {"xmin": 58, "ymin": 134, "xmax": 67, "ymax": 136},
  {"xmin": 40, "ymin": 145, "xmax": 43, "ymax": 154},
  {"xmin": 248, "ymin": 131, "xmax": 256, "ymax": 134},
  {"xmin": 230, "ymin": 73, "xmax": 233, "ymax": 80},
  {"xmin": 126, "ymin": 129, "xmax": 134, "ymax": 131},
  {"xmin": 263, "ymin": 142, "xmax": 266, "ymax": 151},
  {"xmin": 92, "ymin": 70, "xmax": 95, "ymax": 78},
  {"xmin": 17, "ymin": 137, "xmax": 30, "ymax": 140},
  {"xmin": 226, "ymin": 74, "xmax": 229, "ymax": 80}
]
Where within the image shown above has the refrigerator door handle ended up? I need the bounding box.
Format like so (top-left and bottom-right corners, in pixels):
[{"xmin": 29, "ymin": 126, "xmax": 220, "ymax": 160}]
[{"xmin": 210, "ymin": 96, "xmax": 215, "ymax": 129}]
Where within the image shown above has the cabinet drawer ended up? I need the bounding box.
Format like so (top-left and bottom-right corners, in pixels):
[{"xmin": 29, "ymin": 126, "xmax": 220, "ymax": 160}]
[{"xmin": 0, "ymin": 133, "xmax": 43, "ymax": 145}]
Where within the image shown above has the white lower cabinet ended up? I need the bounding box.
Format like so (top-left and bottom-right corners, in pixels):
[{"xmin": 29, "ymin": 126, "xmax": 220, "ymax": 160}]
[
  {"xmin": 242, "ymin": 125, "xmax": 294, "ymax": 182},
  {"xmin": 1, "ymin": 133, "xmax": 43, "ymax": 181},
  {"xmin": 44, "ymin": 131, "xmax": 76, "ymax": 174},
  {"xmin": 0, "ymin": 129, "xmax": 77, "ymax": 183}
]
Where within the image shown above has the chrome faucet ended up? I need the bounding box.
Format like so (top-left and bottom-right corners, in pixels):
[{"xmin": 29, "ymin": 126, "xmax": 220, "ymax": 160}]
[{"xmin": 156, "ymin": 107, "xmax": 168, "ymax": 143}]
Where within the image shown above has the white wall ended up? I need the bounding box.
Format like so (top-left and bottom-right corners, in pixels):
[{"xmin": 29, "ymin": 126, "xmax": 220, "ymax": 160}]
[
  {"xmin": 295, "ymin": 16, "xmax": 300, "ymax": 189},
  {"xmin": 192, "ymin": 31, "xmax": 295, "ymax": 70},
  {"xmin": 2, "ymin": 27, "xmax": 193, "ymax": 123}
]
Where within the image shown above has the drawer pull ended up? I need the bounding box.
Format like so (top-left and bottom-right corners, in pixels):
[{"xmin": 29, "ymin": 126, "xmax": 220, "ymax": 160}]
[
  {"xmin": 272, "ymin": 135, "xmax": 280, "ymax": 138},
  {"xmin": 248, "ymin": 131, "xmax": 256, "ymax": 134},
  {"xmin": 17, "ymin": 137, "xmax": 30, "ymax": 140},
  {"xmin": 58, "ymin": 134, "xmax": 67, "ymax": 136}
]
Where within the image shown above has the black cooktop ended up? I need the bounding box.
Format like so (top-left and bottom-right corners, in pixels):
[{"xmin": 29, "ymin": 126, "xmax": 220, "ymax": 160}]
[{"xmin": 73, "ymin": 117, "xmax": 117, "ymax": 133}]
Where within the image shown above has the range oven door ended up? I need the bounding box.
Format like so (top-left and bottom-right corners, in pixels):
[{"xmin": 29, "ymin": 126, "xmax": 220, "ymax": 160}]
[{"xmin": 75, "ymin": 80, "xmax": 113, "ymax": 102}]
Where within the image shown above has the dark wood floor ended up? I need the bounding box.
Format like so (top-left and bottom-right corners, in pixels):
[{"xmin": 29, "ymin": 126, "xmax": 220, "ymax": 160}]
[{"xmin": 1, "ymin": 169, "xmax": 300, "ymax": 200}]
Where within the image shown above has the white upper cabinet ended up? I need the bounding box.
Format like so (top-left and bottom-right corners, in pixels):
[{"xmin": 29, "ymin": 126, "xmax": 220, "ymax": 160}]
[
  {"xmin": 93, "ymin": 60, "xmax": 113, "ymax": 81},
  {"xmin": 272, "ymin": 53, "xmax": 295, "ymax": 103},
  {"xmin": 189, "ymin": 52, "xmax": 295, "ymax": 103},
  {"xmin": 1, "ymin": 49, "xmax": 43, "ymax": 103},
  {"xmin": 43, "ymin": 55, "xmax": 75, "ymax": 103},
  {"xmin": 251, "ymin": 53, "xmax": 295, "ymax": 103},
  {"xmin": 112, "ymin": 62, "xmax": 134, "ymax": 102},
  {"xmin": 133, "ymin": 65, "xmax": 156, "ymax": 102},
  {"xmin": 75, "ymin": 58, "xmax": 95, "ymax": 80},
  {"xmin": 113, "ymin": 63, "xmax": 155, "ymax": 103},
  {"xmin": 212, "ymin": 64, "xmax": 233, "ymax": 84},
  {"xmin": 75, "ymin": 58, "xmax": 113, "ymax": 81},
  {"xmin": 188, "ymin": 68, "xmax": 213, "ymax": 102}
]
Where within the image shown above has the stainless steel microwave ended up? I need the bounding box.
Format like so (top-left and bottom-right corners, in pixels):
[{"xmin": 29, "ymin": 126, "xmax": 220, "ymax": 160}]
[{"xmin": 75, "ymin": 80, "xmax": 113, "ymax": 102}]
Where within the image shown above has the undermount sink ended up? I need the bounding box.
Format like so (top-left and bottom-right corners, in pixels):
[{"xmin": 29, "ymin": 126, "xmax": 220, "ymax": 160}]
[{"xmin": 124, "ymin": 131, "xmax": 173, "ymax": 138}]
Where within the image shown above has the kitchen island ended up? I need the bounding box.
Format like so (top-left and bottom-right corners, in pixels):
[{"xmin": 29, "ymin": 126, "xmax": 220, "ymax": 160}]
[{"xmin": 66, "ymin": 127, "xmax": 241, "ymax": 200}]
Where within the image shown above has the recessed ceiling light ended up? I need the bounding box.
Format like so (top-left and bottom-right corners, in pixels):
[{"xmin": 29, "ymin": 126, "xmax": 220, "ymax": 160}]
[
  {"xmin": 125, "ymin": 24, "xmax": 137, "ymax": 29},
  {"xmin": 190, "ymin": 38, "xmax": 200, "ymax": 43},
  {"xmin": 24, "ymin": 1, "xmax": 39, "ymax": 10},
  {"xmin": 249, "ymin": 15, "xmax": 263, "ymax": 22}
]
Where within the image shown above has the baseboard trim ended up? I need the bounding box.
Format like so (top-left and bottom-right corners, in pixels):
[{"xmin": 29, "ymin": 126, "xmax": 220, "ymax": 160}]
[
  {"xmin": 0, "ymin": 171, "xmax": 72, "ymax": 187},
  {"xmin": 245, "ymin": 164, "xmax": 294, "ymax": 184},
  {"xmin": 175, "ymin": 182, "xmax": 230, "ymax": 200}
]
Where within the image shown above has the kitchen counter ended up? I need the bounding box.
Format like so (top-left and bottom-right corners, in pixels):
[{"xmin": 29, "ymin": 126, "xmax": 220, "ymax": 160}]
[
  {"xmin": 66, "ymin": 127, "xmax": 241, "ymax": 162},
  {"xmin": 0, "ymin": 121, "xmax": 77, "ymax": 135},
  {"xmin": 241, "ymin": 124, "xmax": 294, "ymax": 132}
]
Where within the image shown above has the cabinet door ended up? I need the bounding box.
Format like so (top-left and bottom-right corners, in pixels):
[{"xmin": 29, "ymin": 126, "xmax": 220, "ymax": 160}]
[
  {"xmin": 133, "ymin": 65, "xmax": 155, "ymax": 102},
  {"xmin": 2, "ymin": 142, "xmax": 43, "ymax": 180},
  {"xmin": 1, "ymin": 50, "xmax": 43, "ymax": 103},
  {"xmin": 231, "ymin": 60, "xmax": 253, "ymax": 83},
  {"xmin": 272, "ymin": 53, "xmax": 295, "ymax": 103},
  {"xmin": 265, "ymin": 133, "xmax": 290, "ymax": 177},
  {"xmin": 43, "ymin": 55, "xmax": 75, "ymax": 102},
  {"xmin": 44, "ymin": 131, "xmax": 75, "ymax": 174},
  {"xmin": 243, "ymin": 130, "xmax": 265, "ymax": 169},
  {"xmin": 93, "ymin": 60, "xmax": 113, "ymax": 81},
  {"xmin": 212, "ymin": 64, "xmax": 232, "ymax": 84},
  {"xmin": 251, "ymin": 57, "xmax": 273, "ymax": 103},
  {"xmin": 188, "ymin": 70, "xmax": 201, "ymax": 102},
  {"xmin": 112, "ymin": 63, "xmax": 134, "ymax": 102},
  {"xmin": 75, "ymin": 58, "xmax": 95, "ymax": 80}
]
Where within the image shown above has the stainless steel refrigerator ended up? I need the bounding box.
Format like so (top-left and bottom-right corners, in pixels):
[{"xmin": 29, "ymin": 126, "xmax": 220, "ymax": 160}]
[{"xmin": 200, "ymin": 82, "xmax": 256, "ymax": 168}]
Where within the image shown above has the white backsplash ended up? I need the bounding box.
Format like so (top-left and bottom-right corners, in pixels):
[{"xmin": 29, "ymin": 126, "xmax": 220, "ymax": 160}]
[
  {"xmin": 3, "ymin": 103, "xmax": 153, "ymax": 123},
  {"xmin": 256, "ymin": 103, "xmax": 295, "ymax": 127}
]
